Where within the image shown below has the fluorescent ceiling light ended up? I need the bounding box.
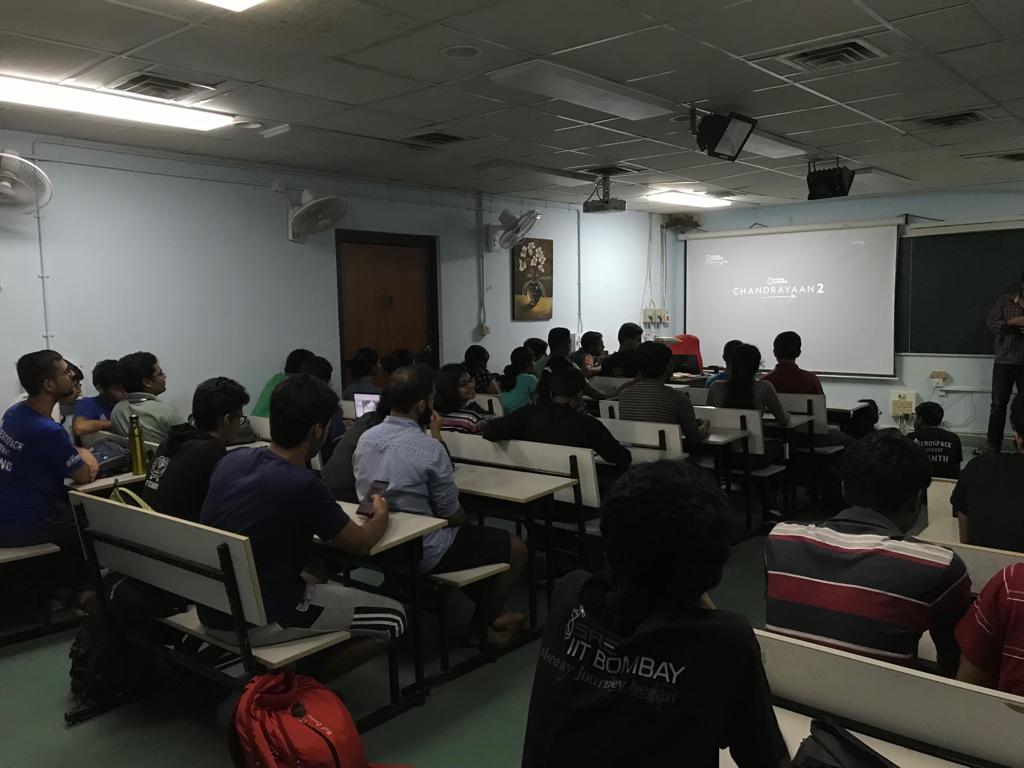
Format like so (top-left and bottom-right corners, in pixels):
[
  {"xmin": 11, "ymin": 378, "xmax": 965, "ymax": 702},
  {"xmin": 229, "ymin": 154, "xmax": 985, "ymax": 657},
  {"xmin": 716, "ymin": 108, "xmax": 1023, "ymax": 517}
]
[
  {"xmin": 489, "ymin": 61, "xmax": 674, "ymax": 121},
  {"xmin": 743, "ymin": 132, "xmax": 808, "ymax": 159},
  {"xmin": 645, "ymin": 190, "xmax": 733, "ymax": 208},
  {"xmin": 0, "ymin": 76, "xmax": 234, "ymax": 131},
  {"xmin": 195, "ymin": 0, "xmax": 270, "ymax": 10}
]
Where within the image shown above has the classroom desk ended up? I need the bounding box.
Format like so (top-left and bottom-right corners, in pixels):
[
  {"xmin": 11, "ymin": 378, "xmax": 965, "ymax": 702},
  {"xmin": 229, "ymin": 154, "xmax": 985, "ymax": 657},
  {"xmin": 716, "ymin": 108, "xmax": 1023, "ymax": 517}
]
[
  {"xmin": 336, "ymin": 503, "xmax": 447, "ymax": 556},
  {"xmin": 705, "ymin": 428, "xmax": 749, "ymax": 446},
  {"xmin": 719, "ymin": 707, "xmax": 965, "ymax": 767},
  {"xmin": 827, "ymin": 401, "xmax": 870, "ymax": 417},
  {"xmin": 69, "ymin": 472, "xmax": 146, "ymax": 494},
  {"xmin": 919, "ymin": 517, "xmax": 960, "ymax": 545},
  {"xmin": 227, "ymin": 440, "xmax": 269, "ymax": 451},
  {"xmin": 453, "ymin": 463, "xmax": 578, "ymax": 629},
  {"xmin": 765, "ymin": 414, "xmax": 814, "ymax": 430}
]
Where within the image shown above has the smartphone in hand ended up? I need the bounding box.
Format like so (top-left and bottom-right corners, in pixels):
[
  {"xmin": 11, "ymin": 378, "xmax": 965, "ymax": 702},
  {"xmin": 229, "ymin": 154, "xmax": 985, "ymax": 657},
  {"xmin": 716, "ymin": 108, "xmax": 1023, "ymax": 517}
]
[{"xmin": 357, "ymin": 480, "xmax": 389, "ymax": 518}]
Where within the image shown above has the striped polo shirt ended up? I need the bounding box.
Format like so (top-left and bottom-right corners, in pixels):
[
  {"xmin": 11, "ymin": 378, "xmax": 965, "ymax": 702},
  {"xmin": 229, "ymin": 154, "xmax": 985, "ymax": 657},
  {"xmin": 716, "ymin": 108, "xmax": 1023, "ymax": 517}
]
[
  {"xmin": 765, "ymin": 507, "xmax": 972, "ymax": 664},
  {"xmin": 618, "ymin": 379, "xmax": 704, "ymax": 446},
  {"xmin": 955, "ymin": 563, "xmax": 1024, "ymax": 696}
]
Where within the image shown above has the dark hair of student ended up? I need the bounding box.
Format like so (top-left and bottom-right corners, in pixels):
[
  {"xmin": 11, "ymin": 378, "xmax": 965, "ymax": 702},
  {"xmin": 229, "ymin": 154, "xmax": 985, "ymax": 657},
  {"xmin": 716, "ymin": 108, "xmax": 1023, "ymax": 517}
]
[
  {"xmin": 463, "ymin": 345, "xmax": 490, "ymax": 373},
  {"xmin": 119, "ymin": 351, "xmax": 159, "ymax": 393},
  {"xmin": 16, "ymin": 350, "xmax": 63, "ymax": 395},
  {"xmin": 298, "ymin": 355, "xmax": 334, "ymax": 383},
  {"xmin": 192, "ymin": 377, "xmax": 250, "ymax": 432},
  {"xmin": 722, "ymin": 339, "xmax": 743, "ymax": 363},
  {"xmin": 579, "ymin": 331, "xmax": 603, "ymax": 352},
  {"xmin": 915, "ymin": 401, "xmax": 944, "ymax": 428},
  {"xmin": 284, "ymin": 348, "xmax": 315, "ymax": 375},
  {"xmin": 501, "ymin": 347, "xmax": 535, "ymax": 391},
  {"xmin": 601, "ymin": 461, "xmax": 730, "ymax": 603},
  {"xmin": 549, "ymin": 366, "xmax": 587, "ymax": 399},
  {"xmin": 434, "ymin": 363, "xmax": 468, "ymax": 414},
  {"xmin": 269, "ymin": 374, "xmax": 339, "ymax": 448},
  {"xmin": 346, "ymin": 347, "xmax": 380, "ymax": 380},
  {"xmin": 66, "ymin": 361, "xmax": 84, "ymax": 382},
  {"xmin": 636, "ymin": 341, "xmax": 672, "ymax": 379},
  {"xmin": 382, "ymin": 348, "xmax": 414, "ymax": 375},
  {"xmin": 722, "ymin": 344, "xmax": 761, "ymax": 410},
  {"xmin": 384, "ymin": 364, "xmax": 435, "ymax": 414},
  {"xmin": 92, "ymin": 359, "xmax": 122, "ymax": 391},
  {"xmin": 773, "ymin": 331, "xmax": 802, "ymax": 361},
  {"xmin": 548, "ymin": 327, "xmax": 571, "ymax": 348},
  {"xmin": 617, "ymin": 322, "xmax": 643, "ymax": 344},
  {"xmin": 841, "ymin": 429, "xmax": 931, "ymax": 519},
  {"xmin": 524, "ymin": 338, "xmax": 547, "ymax": 361}
]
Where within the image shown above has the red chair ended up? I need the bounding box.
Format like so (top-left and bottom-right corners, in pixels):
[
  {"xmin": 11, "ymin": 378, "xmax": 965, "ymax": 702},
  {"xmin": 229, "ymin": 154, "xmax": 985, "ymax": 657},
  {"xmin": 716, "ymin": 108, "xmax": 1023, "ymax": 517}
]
[{"xmin": 668, "ymin": 334, "xmax": 703, "ymax": 371}]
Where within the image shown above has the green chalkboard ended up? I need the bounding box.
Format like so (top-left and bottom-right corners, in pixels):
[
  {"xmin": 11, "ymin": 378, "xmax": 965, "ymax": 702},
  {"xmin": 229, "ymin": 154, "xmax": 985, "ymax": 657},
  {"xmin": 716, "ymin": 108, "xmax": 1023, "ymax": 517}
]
[{"xmin": 897, "ymin": 229, "xmax": 1024, "ymax": 354}]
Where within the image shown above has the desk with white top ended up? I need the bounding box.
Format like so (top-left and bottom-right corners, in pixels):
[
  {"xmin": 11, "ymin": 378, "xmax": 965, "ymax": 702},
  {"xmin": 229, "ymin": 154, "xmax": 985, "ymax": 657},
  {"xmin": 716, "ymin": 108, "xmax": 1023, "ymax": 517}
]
[
  {"xmin": 336, "ymin": 502, "xmax": 447, "ymax": 556},
  {"xmin": 227, "ymin": 440, "xmax": 270, "ymax": 452},
  {"xmin": 70, "ymin": 472, "xmax": 146, "ymax": 494},
  {"xmin": 705, "ymin": 428, "xmax": 749, "ymax": 447},
  {"xmin": 453, "ymin": 462, "xmax": 579, "ymax": 629}
]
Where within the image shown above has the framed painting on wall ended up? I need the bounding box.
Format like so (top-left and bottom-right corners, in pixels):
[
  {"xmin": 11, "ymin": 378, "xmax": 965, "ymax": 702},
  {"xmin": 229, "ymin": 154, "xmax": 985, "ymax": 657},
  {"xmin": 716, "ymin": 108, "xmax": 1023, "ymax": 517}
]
[{"xmin": 512, "ymin": 238, "xmax": 553, "ymax": 321}]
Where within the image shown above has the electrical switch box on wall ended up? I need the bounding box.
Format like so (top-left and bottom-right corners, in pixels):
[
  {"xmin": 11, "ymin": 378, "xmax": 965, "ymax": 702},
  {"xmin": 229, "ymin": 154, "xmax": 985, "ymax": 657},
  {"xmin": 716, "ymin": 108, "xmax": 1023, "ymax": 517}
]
[
  {"xmin": 642, "ymin": 307, "xmax": 668, "ymax": 325},
  {"xmin": 890, "ymin": 390, "xmax": 920, "ymax": 419}
]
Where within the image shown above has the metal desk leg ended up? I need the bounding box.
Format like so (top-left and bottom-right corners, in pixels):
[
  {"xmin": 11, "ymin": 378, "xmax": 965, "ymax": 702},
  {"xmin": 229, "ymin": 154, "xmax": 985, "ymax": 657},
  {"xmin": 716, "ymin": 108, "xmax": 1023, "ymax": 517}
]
[
  {"xmin": 526, "ymin": 512, "xmax": 538, "ymax": 631},
  {"xmin": 545, "ymin": 496, "xmax": 554, "ymax": 607},
  {"xmin": 407, "ymin": 543, "xmax": 425, "ymax": 690}
]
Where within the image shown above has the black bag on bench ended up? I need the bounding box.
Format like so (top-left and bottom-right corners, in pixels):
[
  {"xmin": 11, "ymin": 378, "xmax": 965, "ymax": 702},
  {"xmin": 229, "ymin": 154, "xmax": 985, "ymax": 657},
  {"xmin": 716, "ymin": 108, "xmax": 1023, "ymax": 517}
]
[{"xmin": 794, "ymin": 718, "xmax": 899, "ymax": 768}]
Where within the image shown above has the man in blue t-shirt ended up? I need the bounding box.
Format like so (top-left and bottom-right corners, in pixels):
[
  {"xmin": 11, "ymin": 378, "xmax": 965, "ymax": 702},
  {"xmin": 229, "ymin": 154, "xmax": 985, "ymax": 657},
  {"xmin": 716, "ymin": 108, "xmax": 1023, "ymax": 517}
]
[
  {"xmin": 1, "ymin": 350, "xmax": 99, "ymax": 590},
  {"xmin": 72, "ymin": 359, "xmax": 126, "ymax": 440},
  {"xmin": 199, "ymin": 374, "xmax": 405, "ymax": 646}
]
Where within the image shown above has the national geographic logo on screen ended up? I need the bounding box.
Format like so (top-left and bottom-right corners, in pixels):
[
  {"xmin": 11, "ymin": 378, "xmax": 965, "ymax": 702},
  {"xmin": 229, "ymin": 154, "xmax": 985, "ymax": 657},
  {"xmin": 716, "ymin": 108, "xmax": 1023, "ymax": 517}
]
[
  {"xmin": 704, "ymin": 254, "xmax": 727, "ymax": 266},
  {"xmin": 733, "ymin": 277, "xmax": 825, "ymax": 299}
]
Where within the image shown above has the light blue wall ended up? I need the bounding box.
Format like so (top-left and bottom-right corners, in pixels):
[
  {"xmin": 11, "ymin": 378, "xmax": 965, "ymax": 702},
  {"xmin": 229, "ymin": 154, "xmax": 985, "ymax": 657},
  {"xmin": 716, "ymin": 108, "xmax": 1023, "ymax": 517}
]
[
  {"xmin": 0, "ymin": 129, "xmax": 672, "ymax": 413},
  {"xmin": 696, "ymin": 185, "xmax": 1024, "ymax": 436}
]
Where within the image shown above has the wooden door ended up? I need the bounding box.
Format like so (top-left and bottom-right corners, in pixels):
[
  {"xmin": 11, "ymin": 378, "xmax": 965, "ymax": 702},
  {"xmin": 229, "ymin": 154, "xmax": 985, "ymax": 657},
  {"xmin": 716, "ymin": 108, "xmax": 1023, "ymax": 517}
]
[{"xmin": 336, "ymin": 233, "xmax": 439, "ymax": 380}]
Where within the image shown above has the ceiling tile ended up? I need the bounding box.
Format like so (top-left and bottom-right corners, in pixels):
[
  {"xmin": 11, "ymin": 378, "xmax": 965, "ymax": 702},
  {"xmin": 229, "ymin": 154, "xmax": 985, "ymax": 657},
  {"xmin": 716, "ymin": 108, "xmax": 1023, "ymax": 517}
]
[
  {"xmin": 975, "ymin": 71, "xmax": 1024, "ymax": 101},
  {"xmin": 1005, "ymin": 98, "xmax": 1024, "ymax": 118},
  {"xmin": 877, "ymin": 155, "xmax": 1007, "ymax": 184},
  {"xmin": 787, "ymin": 121, "xmax": 902, "ymax": 145},
  {"xmin": 704, "ymin": 85, "xmax": 832, "ymax": 118},
  {"xmin": 444, "ymin": 74, "xmax": 544, "ymax": 106},
  {"xmin": 627, "ymin": 59, "xmax": 781, "ymax": 103},
  {"xmin": 434, "ymin": 108, "xmax": 580, "ymax": 139},
  {"xmin": 203, "ymin": 0, "xmax": 421, "ymax": 56},
  {"xmin": 100, "ymin": 126, "xmax": 300, "ymax": 162},
  {"xmin": 0, "ymin": 104, "xmax": 124, "ymax": 141},
  {"xmin": 857, "ymin": 0, "xmax": 966, "ymax": 21},
  {"xmin": 552, "ymin": 27, "xmax": 721, "ymax": 83},
  {"xmin": 99, "ymin": 0, "xmax": 226, "ymax": 23},
  {"xmin": 971, "ymin": 0, "xmax": 1024, "ymax": 38},
  {"xmin": 447, "ymin": 137, "xmax": 556, "ymax": 159},
  {"xmin": 940, "ymin": 41, "xmax": 1024, "ymax": 79},
  {"xmin": 0, "ymin": 0, "xmax": 186, "ymax": 53},
  {"xmin": 758, "ymin": 105, "xmax": 872, "ymax": 134},
  {"xmin": 894, "ymin": 5, "xmax": 1001, "ymax": 53},
  {"xmin": 369, "ymin": 86, "xmax": 504, "ymax": 121},
  {"xmin": 446, "ymin": 0, "xmax": 654, "ymax": 55},
  {"xmin": 851, "ymin": 82, "xmax": 991, "ymax": 120},
  {"xmin": 860, "ymin": 30, "xmax": 919, "ymax": 55},
  {"xmin": 683, "ymin": 0, "xmax": 880, "ymax": 57},
  {"xmin": 302, "ymin": 106, "xmax": 429, "ymax": 138},
  {"xmin": 358, "ymin": 0, "xmax": 505, "ymax": 21},
  {"xmin": 264, "ymin": 61, "xmax": 422, "ymax": 104},
  {"xmin": 591, "ymin": 138, "xmax": 680, "ymax": 160},
  {"xmin": 136, "ymin": 27, "xmax": 325, "ymax": 82},
  {"xmin": 278, "ymin": 151, "xmax": 396, "ymax": 177},
  {"xmin": 0, "ymin": 34, "xmax": 104, "ymax": 82},
  {"xmin": 541, "ymin": 124, "xmax": 638, "ymax": 150},
  {"xmin": 61, "ymin": 56, "xmax": 157, "ymax": 89},
  {"xmin": 634, "ymin": 151, "xmax": 719, "ymax": 171},
  {"xmin": 528, "ymin": 99, "xmax": 622, "ymax": 124},
  {"xmin": 827, "ymin": 134, "xmax": 931, "ymax": 157},
  {"xmin": 800, "ymin": 57, "xmax": 959, "ymax": 103},
  {"xmin": 344, "ymin": 24, "xmax": 529, "ymax": 84},
  {"xmin": 914, "ymin": 118, "xmax": 1024, "ymax": 146},
  {"xmin": 198, "ymin": 85, "xmax": 343, "ymax": 123},
  {"xmin": 671, "ymin": 161, "xmax": 745, "ymax": 181}
]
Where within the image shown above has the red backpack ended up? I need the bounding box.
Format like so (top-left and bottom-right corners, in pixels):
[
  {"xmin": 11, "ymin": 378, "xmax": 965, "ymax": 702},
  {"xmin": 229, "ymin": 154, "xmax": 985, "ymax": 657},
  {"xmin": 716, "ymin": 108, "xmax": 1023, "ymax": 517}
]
[{"xmin": 230, "ymin": 671, "xmax": 373, "ymax": 768}]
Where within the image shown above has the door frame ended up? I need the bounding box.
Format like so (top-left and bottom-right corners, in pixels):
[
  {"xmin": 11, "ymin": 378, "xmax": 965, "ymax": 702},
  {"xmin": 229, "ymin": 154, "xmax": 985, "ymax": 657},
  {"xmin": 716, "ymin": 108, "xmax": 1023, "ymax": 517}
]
[{"xmin": 335, "ymin": 229, "xmax": 441, "ymax": 374}]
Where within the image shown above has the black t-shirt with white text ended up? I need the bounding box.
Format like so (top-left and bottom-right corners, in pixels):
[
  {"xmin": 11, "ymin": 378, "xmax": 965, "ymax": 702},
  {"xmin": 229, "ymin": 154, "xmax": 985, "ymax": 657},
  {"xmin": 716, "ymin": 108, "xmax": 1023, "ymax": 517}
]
[
  {"xmin": 602, "ymin": 350, "xmax": 638, "ymax": 379},
  {"xmin": 951, "ymin": 453, "xmax": 1024, "ymax": 553},
  {"xmin": 909, "ymin": 427, "xmax": 962, "ymax": 479},
  {"xmin": 521, "ymin": 571, "xmax": 788, "ymax": 768}
]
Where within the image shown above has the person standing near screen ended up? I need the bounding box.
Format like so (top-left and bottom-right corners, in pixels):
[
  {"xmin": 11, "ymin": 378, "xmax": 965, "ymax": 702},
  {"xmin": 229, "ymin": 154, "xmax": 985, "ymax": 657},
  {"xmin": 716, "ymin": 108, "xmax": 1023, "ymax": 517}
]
[{"xmin": 984, "ymin": 272, "xmax": 1024, "ymax": 454}]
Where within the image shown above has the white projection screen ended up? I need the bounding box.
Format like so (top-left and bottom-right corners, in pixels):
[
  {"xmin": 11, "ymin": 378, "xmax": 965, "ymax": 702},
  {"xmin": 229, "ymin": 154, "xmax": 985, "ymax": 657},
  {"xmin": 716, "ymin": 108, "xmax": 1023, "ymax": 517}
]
[{"xmin": 685, "ymin": 225, "xmax": 898, "ymax": 377}]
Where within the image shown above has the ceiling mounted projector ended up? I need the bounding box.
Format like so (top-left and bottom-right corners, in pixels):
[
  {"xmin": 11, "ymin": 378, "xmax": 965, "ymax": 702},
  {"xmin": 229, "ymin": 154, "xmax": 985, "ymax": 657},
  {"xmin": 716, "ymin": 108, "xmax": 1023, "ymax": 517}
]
[
  {"xmin": 806, "ymin": 160, "xmax": 856, "ymax": 200},
  {"xmin": 583, "ymin": 173, "xmax": 626, "ymax": 213},
  {"xmin": 692, "ymin": 109, "xmax": 757, "ymax": 162}
]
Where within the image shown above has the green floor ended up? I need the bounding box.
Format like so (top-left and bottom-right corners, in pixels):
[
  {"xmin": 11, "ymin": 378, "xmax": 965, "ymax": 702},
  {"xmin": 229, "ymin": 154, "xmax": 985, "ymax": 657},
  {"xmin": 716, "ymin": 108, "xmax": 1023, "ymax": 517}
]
[{"xmin": 0, "ymin": 536, "xmax": 769, "ymax": 768}]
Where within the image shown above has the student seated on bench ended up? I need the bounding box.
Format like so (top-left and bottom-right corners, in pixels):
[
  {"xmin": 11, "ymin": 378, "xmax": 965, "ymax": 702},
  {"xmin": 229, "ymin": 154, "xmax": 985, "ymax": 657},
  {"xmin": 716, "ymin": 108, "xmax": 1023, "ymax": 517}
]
[
  {"xmin": 909, "ymin": 401, "xmax": 962, "ymax": 480},
  {"xmin": 141, "ymin": 377, "xmax": 249, "ymax": 522},
  {"xmin": 484, "ymin": 367, "xmax": 632, "ymax": 472},
  {"xmin": 765, "ymin": 430, "xmax": 972, "ymax": 674},
  {"xmin": 354, "ymin": 365, "xmax": 527, "ymax": 646},
  {"xmin": 955, "ymin": 564, "xmax": 1024, "ymax": 696},
  {"xmin": 951, "ymin": 392, "xmax": 1024, "ymax": 553},
  {"xmin": 110, "ymin": 351, "xmax": 185, "ymax": 444},
  {"xmin": 251, "ymin": 348, "xmax": 313, "ymax": 419},
  {"xmin": 323, "ymin": 396, "xmax": 390, "ymax": 503},
  {"xmin": 498, "ymin": 347, "xmax": 539, "ymax": 415},
  {"xmin": 436, "ymin": 364, "xmax": 492, "ymax": 435},
  {"xmin": 298, "ymin": 355, "xmax": 346, "ymax": 463},
  {"xmin": 0, "ymin": 351, "xmax": 99, "ymax": 592},
  {"xmin": 708, "ymin": 344, "xmax": 789, "ymax": 427},
  {"xmin": 601, "ymin": 322, "xmax": 643, "ymax": 379},
  {"xmin": 464, "ymin": 344, "xmax": 500, "ymax": 395},
  {"xmin": 72, "ymin": 359, "xmax": 126, "ymax": 439},
  {"xmin": 521, "ymin": 461, "xmax": 788, "ymax": 767},
  {"xmin": 704, "ymin": 339, "xmax": 742, "ymax": 389},
  {"xmin": 619, "ymin": 341, "xmax": 709, "ymax": 447},
  {"xmin": 763, "ymin": 331, "xmax": 823, "ymax": 396},
  {"xmin": 199, "ymin": 374, "xmax": 405, "ymax": 644}
]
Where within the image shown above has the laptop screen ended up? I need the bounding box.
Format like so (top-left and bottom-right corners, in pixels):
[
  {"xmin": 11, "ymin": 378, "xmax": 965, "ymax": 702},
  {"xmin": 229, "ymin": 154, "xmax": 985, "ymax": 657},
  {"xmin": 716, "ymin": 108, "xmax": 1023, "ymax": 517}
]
[
  {"xmin": 672, "ymin": 354, "xmax": 701, "ymax": 375},
  {"xmin": 353, "ymin": 393, "xmax": 381, "ymax": 418}
]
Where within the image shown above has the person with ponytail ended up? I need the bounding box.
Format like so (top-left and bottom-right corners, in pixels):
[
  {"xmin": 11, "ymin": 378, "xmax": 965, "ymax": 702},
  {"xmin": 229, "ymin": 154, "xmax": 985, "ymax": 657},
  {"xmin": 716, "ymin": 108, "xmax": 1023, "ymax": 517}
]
[
  {"xmin": 707, "ymin": 343, "xmax": 789, "ymax": 427},
  {"xmin": 499, "ymin": 347, "xmax": 538, "ymax": 414},
  {"xmin": 341, "ymin": 347, "xmax": 381, "ymax": 401}
]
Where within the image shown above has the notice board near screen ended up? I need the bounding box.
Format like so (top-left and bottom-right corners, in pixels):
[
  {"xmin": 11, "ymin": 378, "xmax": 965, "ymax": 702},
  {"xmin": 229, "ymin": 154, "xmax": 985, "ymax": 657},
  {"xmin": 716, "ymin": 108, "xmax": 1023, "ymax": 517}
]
[{"xmin": 897, "ymin": 228, "xmax": 1024, "ymax": 355}]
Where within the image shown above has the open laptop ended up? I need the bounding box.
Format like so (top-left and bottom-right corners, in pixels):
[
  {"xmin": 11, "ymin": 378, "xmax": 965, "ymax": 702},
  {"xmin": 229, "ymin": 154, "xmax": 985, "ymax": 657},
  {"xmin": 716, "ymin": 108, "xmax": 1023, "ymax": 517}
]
[
  {"xmin": 354, "ymin": 393, "xmax": 381, "ymax": 418},
  {"xmin": 672, "ymin": 354, "xmax": 701, "ymax": 375}
]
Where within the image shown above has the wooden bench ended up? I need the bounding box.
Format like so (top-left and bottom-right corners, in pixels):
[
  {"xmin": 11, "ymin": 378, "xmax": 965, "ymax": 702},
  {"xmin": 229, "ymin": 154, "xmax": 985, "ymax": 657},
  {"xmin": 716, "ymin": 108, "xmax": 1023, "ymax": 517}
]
[
  {"xmin": 67, "ymin": 491, "xmax": 401, "ymax": 728},
  {"xmin": 0, "ymin": 542, "xmax": 73, "ymax": 647},
  {"xmin": 927, "ymin": 477, "xmax": 956, "ymax": 526},
  {"xmin": 756, "ymin": 628, "xmax": 1024, "ymax": 767},
  {"xmin": 428, "ymin": 563, "xmax": 510, "ymax": 674},
  {"xmin": 596, "ymin": 417, "xmax": 686, "ymax": 463},
  {"xmin": 0, "ymin": 543, "xmax": 60, "ymax": 565},
  {"xmin": 472, "ymin": 394, "xmax": 504, "ymax": 416}
]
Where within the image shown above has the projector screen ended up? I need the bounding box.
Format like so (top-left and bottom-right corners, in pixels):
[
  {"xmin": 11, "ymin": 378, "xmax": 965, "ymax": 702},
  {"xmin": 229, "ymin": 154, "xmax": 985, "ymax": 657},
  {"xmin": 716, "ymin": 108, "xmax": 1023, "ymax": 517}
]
[{"xmin": 685, "ymin": 225, "xmax": 898, "ymax": 377}]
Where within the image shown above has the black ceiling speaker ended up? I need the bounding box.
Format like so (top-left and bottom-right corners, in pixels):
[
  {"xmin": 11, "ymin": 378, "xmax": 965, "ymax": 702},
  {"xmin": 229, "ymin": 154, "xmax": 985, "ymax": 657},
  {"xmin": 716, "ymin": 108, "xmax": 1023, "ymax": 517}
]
[
  {"xmin": 693, "ymin": 110, "xmax": 757, "ymax": 162},
  {"xmin": 806, "ymin": 161, "xmax": 856, "ymax": 200}
]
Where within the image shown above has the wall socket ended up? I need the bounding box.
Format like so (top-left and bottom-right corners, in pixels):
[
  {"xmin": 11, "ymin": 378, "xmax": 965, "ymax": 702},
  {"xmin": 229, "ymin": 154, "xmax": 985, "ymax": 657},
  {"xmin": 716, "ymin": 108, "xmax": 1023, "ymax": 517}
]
[{"xmin": 642, "ymin": 307, "xmax": 668, "ymax": 324}]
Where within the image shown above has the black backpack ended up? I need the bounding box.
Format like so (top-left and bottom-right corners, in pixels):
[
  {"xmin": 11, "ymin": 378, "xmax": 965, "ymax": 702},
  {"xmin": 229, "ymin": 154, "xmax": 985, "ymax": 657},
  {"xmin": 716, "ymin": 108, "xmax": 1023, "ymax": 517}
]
[
  {"xmin": 88, "ymin": 439, "xmax": 131, "ymax": 477},
  {"xmin": 794, "ymin": 718, "xmax": 899, "ymax": 768}
]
